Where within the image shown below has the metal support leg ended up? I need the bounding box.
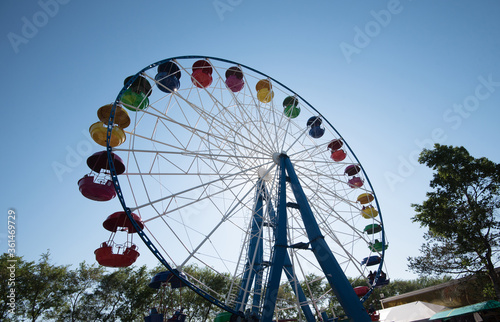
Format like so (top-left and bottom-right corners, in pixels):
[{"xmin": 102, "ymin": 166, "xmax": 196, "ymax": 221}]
[{"xmin": 283, "ymin": 156, "xmax": 370, "ymax": 322}]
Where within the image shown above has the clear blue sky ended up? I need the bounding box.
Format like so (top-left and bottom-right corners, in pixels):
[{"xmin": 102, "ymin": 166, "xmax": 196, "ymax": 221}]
[{"xmin": 1, "ymin": 0, "xmax": 500, "ymax": 282}]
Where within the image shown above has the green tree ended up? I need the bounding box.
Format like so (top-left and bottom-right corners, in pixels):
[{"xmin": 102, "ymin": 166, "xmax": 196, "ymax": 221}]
[
  {"xmin": 0, "ymin": 254, "xmax": 30, "ymax": 321},
  {"xmin": 54, "ymin": 262, "xmax": 105, "ymax": 322},
  {"xmin": 86, "ymin": 265, "xmax": 157, "ymax": 321},
  {"xmin": 8, "ymin": 252, "xmax": 71, "ymax": 321},
  {"xmin": 408, "ymin": 144, "xmax": 500, "ymax": 300}
]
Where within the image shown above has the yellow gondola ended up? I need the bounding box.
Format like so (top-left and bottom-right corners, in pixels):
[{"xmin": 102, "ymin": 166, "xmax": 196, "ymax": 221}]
[
  {"xmin": 97, "ymin": 104, "xmax": 131, "ymax": 129},
  {"xmin": 361, "ymin": 205, "xmax": 379, "ymax": 219},
  {"xmin": 255, "ymin": 79, "xmax": 272, "ymax": 91},
  {"xmin": 257, "ymin": 88, "xmax": 274, "ymax": 103},
  {"xmin": 357, "ymin": 193, "xmax": 374, "ymax": 204},
  {"xmin": 89, "ymin": 122, "xmax": 126, "ymax": 147}
]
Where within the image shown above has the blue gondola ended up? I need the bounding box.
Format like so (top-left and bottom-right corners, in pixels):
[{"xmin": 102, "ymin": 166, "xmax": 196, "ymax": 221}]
[
  {"xmin": 361, "ymin": 255, "xmax": 381, "ymax": 266},
  {"xmin": 309, "ymin": 126, "xmax": 325, "ymax": 138},
  {"xmin": 148, "ymin": 270, "xmax": 187, "ymax": 289}
]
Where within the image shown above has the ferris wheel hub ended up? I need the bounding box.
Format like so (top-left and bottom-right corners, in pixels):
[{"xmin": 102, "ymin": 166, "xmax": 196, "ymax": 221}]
[{"xmin": 272, "ymin": 152, "xmax": 287, "ymax": 164}]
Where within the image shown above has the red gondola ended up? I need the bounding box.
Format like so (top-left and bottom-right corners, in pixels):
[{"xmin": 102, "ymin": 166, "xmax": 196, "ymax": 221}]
[
  {"xmin": 95, "ymin": 211, "xmax": 143, "ymax": 267},
  {"xmin": 191, "ymin": 69, "xmax": 213, "ymax": 88},
  {"xmin": 94, "ymin": 243, "xmax": 139, "ymax": 267},
  {"xmin": 192, "ymin": 59, "xmax": 213, "ymax": 74},
  {"xmin": 354, "ymin": 286, "xmax": 370, "ymax": 297},
  {"xmin": 328, "ymin": 139, "xmax": 343, "ymax": 151},
  {"xmin": 191, "ymin": 60, "xmax": 213, "ymax": 88},
  {"xmin": 331, "ymin": 149, "xmax": 347, "ymax": 162}
]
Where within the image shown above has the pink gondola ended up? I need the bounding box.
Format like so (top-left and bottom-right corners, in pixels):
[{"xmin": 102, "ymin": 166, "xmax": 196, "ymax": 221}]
[
  {"xmin": 78, "ymin": 175, "xmax": 116, "ymax": 201},
  {"xmin": 348, "ymin": 176, "xmax": 364, "ymax": 188},
  {"xmin": 225, "ymin": 66, "xmax": 244, "ymax": 92},
  {"xmin": 345, "ymin": 165, "xmax": 361, "ymax": 176}
]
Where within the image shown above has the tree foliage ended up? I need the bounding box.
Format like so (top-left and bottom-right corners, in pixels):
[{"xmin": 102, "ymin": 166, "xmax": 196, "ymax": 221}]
[
  {"xmin": 0, "ymin": 253, "xmax": 30, "ymax": 321},
  {"xmin": 0, "ymin": 248, "xmax": 477, "ymax": 321},
  {"xmin": 408, "ymin": 144, "xmax": 500, "ymax": 299},
  {"xmin": 56, "ymin": 261, "xmax": 105, "ymax": 321},
  {"xmin": 0, "ymin": 252, "xmax": 72, "ymax": 321},
  {"xmin": 0, "ymin": 253, "xmax": 236, "ymax": 321}
]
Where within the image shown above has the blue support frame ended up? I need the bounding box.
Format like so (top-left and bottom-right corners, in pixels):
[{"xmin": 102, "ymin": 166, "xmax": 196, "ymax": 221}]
[
  {"xmin": 261, "ymin": 154, "xmax": 370, "ymax": 321},
  {"xmin": 235, "ymin": 180, "xmax": 265, "ymax": 313},
  {"xmin": 261, "ymin": 156, "xmax": 289, "ymax": 321},
  {"xmin": 264, "ymin": 184, "xmax": 316, "ymax": 321},
  {"xmin": 283, "ymin": 156, "xmax": 371, "ymax": 322}
]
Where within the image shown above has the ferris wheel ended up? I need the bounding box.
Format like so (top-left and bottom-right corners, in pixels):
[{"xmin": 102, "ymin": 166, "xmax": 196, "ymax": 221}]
[{"xmin": 80, "ymin": 56, "xmax": 388, "ymax": 321}]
